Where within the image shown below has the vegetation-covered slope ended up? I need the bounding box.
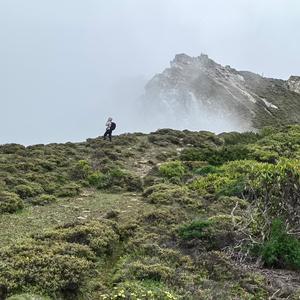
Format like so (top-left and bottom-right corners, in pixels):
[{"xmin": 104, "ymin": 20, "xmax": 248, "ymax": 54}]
[{"xmin": 0, "ymin": 126, "xmax": 299, "ymax": 299}]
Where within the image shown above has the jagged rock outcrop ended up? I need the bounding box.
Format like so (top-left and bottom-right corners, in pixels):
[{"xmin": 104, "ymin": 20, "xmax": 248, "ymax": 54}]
[
  {"xmin": 140, "ymin": 53, "xmax": 300, "ymax": 132},
  {"xmin": 287, "ymin": 76, "xmax": 300, "ymax": 94}
]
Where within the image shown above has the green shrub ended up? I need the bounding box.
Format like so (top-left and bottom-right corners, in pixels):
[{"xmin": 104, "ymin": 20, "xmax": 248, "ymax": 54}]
[
  {"xmin": 190, "ymin": 160, "xmax": 262, "ymax": 197},
  {"xmin": 0, "ymin": 163, "xmax": 18, "ymax": 173},
  {"xmin": 220, "ymin": 131, "xmax": 260, "ymax": 145},
  {"xmin": 181, "ymin": 131, "xmax": 223, "ymax": 147},
  {"xmin": 247, "ymin": 125, "xmax": 300, "ymax": 162},
  {"xmin": 42, "ymin": 182, "xmax": 60, "ymax": 194},
  {"xmin": 180, "ymin": 144, "xmax": 251, "ymax": 166},
  {"xmin": 0, "ymin": 241, "xmax": 93, "ymax": 298},
  {"xmin": 90, "ymin": 167, "xmax": 143, "ymax": 192},
  {"xmin": 178, "ymin": 215, "xmax": 241, "ymax": 250},
  {"xmin": 0, "ymin": 143, "xmax": 26, "ymax": 154},
  {"xmin": 246, "ymin": 159, "xmax": 300, "ymax": 223},
  {"xmin": 96, "ymin": 168, "xmax": 125, "ymax": 189},
  {"xmin": 3, "ymin": 176, "xmax": 29, "ymax": 189},
  {"xmin": 143, "ymin": 184, "xmax": 199, "ymax": 208},
  {"xmin": 190, "ymin": 172, "xmax": 245, "ymax": 197},
  {"xmin": 114, "ymin": 134, "xmax": 139, "ymax": 146},
  {"xmin": 0, "ymin": 191, "xmax": 24, "ymax": 213},
  {"xmin": 37, "ymin": 220, "xmax": 119, "ymax": 256},
  {"xmin": 14, "ymin": 184, "xmax": 33, "ymax": 199},
  {"xmin": 180, "ymin": 148, "xmax": 205, "ymax": 161},
  {"xmin": 87, "ymin": 171, "xmax": 104, "ymax": 186},
  {"xmin": 0, "ymin": 220, "xmax": 121, "ymax": 297},
  {"xmin": 158, "ymin": 161, "xmax": 185, "ymax": 180},
  {"xmin": 124, "ymin": 173, "xmax": 143, "ymax": 192},
  {"xmin": 139, "ymin": 208, "xmax": 186, "ymax": 226},
  {"xmin": 193, "ymin": 165, "xmax": 219, "ymax": 175},
  {"xmin": 126, "ymin": 261, "xmax": 175, "ymax": 281},
  {"xmin": 38, "ymin": 160, "xmax": 56, "ymax": 171},
  {"xmin": 55, "ymin": 183, "xmax": 81, "ymax": 197},
  {"xmin": 192, "ymin": 158, "xmax": 300, "ymax": 232},
  {"xmin": 178, "ymin": 220, "xmax": 213, "ymax": 240},
  {"xmin": 70, "ymin": 160, "xmax": 93, "ymax": 180},
  {"xmin": 148, "ymin": 134, "xmax": 173, "ymax": 146},
  {"xmin": 259, "ymin": 219, "xmax": 300, "ymax": 269},
  {"xmin": 31, "ymin": 194, "xmax": 57, "ymax": 206},
  {"xmin": 113, "ymin": 254, "xmax": 177, "ymax": 284},
  {"xmin": 14, "ymin": 183, "xmax": 44, "ymax": 199},
  {"xmin": 183, "ymin": 160, "xmax": 207, "ymax": 171},
  {"xmin": 248, "ymin": 146, "xmax": 279, "ymax": 163}
]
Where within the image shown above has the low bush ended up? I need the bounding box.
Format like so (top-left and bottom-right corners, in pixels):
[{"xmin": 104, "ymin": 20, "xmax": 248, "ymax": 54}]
[
  {"xmin": 0, "ymin": 191, "xmax": 24, "ymax": 213},
  {"xmin": 139, "ymin": 208, "xmax": 186, "ymax": 226},
  {"xmin": 246, "ymin": 159, "xmax": 300, "ymax": 224},
  {"xmin": 193, "ymin": 165, "xmax": 219, "ymax": 175},
  {"xmin": 112, "ymin": 251, "xmax": 195, "ymax": 287},
  {"xmin": 247, "ymin": 145, "xmax": 279, "ymax": 163},
  {"xmin": 42, "ymin": 181, "xmax": 60, "ymax": 194},
  {"xmin": 55, "ymin": 183, "xmax": 81, "ymax": 197},
  {"xmin": 124, "ymin": 173, "xmax": 143, "ymax": 192},
  {"xmin": 220, "ymin": 131, "xmax": 260, "ymax": 145},
  {"xmin": 190, "ymin": 160, "xmax": 267, "ymax": 197},
  {"xmin": 0, "ymin": 220, "xmax": 123, "ymax": 298},
  {"xmin": 178, "ymin": 219, "xmax": 213, "ymax": 240},
  {"xmin": 70, "ymin": 160, "xmax": 93, "ymax": 180},
  {"xmin": 0, "ymin": 241, "xmax": 93, "ymax": 298},
  {"xmin": 89, "ymin": 167, "xmax": 143, "ymax": 192},
  {"xmin": 37, "ymin": 220, "xmax": 120, "ymax": 256},
  {"xmin": 158, "ymin": 161, "xmax": 186, "ymax": 180},
  {"xmin": 87, "ymin": 171, "xmax": 104, "ymax": 186},
  {"xmin": 178, "ymin": 216, "xmax": 242, "ymax": 251},
  {"xmin": 258, "ymin": 219, "xmax": 300, "ymax": 269},
  {"xmin": 180, "ymin": 148, "xmax": 205, "ymax": 161},
  {"xmin": 122, "ymin": 260, "xmax": 175, "ymax": 282},
  {"xmin": 114, "ymin": 134, "xmax": 139, "ymax": 146},
  {"xmin": 14, "ymin": 183, "xmax": 44, "ymax": 199},
  {"xmin": 190, "ymin": 172, "xmax": 245, "ymax": 197},
  {"xmin": 148, "ymin": 130, "xmax": 184, "ymax": 146},
  {"xmin": 31, "ymin": 194, "xmax": 57, "ymax": 206},
  {"xmin": 0, "ymin": 143, "xmax": 26, "ymax": 154},
  {"xmin": 181, "ymin": 131, "xmax": 223, "ymax": 147},
  {"xmin": 180, "ymin": 145, "xmax": 251, "ymax": 166},
  {"xmin": 143, "ymin": 184, "xmax": 199, "ymax": 208}
]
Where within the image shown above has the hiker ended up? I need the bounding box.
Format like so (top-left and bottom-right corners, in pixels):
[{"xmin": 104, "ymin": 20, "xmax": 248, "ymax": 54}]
[{"xmin": 103, "ymin": 117, "xmax": 116, "ymax": 141}]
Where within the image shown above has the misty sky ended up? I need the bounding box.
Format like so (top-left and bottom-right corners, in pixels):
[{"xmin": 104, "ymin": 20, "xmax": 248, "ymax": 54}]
[{"xmin": 1, "ymin": 0, "xmax": 300, "ymax": 145}]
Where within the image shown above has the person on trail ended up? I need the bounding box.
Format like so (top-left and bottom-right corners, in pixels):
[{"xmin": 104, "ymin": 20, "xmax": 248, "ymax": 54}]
[{"xmin": 103, "ymin": 117, "xmax": 116, "ymax": 141}]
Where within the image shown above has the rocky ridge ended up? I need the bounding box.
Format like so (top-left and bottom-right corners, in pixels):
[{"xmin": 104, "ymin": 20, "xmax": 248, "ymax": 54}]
[{"xmin": 141, "ymin": 53, "xmax": 300, "ymax": 132}]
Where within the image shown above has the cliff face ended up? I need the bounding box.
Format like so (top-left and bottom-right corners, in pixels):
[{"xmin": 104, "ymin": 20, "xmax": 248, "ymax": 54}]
[{"xmin": 140, "ymin": 54, "xmax": 300, "ymax": 132}]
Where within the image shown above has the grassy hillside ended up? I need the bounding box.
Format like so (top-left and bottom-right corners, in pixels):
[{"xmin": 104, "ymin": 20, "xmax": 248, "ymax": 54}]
[{"xmin": 0, "ymin": 126, "xmax": 299, "ymax": 300}]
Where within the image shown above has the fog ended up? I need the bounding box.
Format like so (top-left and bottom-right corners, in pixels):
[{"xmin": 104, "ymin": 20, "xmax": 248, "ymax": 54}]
[{"xmin": 1, "ymin": 0, "xmax": 300, "ymax": 145}]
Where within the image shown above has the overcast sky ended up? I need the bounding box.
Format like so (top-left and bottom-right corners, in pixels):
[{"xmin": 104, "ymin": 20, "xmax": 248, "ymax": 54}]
[{"xmin": 1, "ymin": 0, "xmax": 300, "ymax": 145}]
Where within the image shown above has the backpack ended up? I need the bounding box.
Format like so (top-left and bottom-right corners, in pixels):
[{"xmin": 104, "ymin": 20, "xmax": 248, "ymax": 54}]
[{"xmin": 110, "ymin": 122, "xmax": 116, "ymax": 131}]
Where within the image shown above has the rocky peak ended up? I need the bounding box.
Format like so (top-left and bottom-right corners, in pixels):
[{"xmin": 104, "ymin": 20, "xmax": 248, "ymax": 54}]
[
  {"xmin": 171, "ymin": 53, "xmax": 194, "ymax": 66},
  {"xmin": 140, "ymin": 53, "xmax": 300, "ymax": 132},
  {"xmin": 287, "ymin": 76, "xmax": 300, "ymax": 94},
  {"xmin": 170, "ymin": 53, "xmax": 217, "ymax": 70}
]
